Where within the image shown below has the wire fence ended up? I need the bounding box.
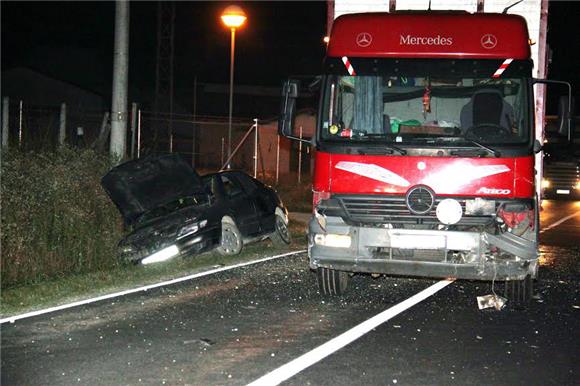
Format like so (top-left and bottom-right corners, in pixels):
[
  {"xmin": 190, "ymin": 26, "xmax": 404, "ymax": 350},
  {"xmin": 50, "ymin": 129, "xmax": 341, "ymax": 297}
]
[
  {"xmin": 136, "ymin": 110, "xmax": 312, "ymax": 181},
  {"xmin": 1, "ymin": 98, "xmax": 107, "ymax": 151},
  {"xmin": 1, "ymin": 98, "xmax": 314, "ymax": 182}
]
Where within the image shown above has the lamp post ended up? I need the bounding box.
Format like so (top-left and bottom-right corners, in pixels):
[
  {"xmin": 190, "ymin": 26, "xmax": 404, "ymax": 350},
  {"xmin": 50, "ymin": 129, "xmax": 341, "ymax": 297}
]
[{"xmin": 221, "ymin": 5, "xmax": 247, "ymax": 168}]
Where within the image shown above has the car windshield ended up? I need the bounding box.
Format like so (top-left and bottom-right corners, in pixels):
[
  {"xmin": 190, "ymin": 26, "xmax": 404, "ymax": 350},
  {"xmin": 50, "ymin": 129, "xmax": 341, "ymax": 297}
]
[{"xmin": 321, "ymin": 75, "xmax": 530, "ymax": 146}]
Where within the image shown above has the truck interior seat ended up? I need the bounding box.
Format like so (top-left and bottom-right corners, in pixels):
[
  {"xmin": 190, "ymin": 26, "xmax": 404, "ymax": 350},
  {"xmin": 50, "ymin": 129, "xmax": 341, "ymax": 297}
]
[{"xmin": 460, "ymin": 89, "xmax": 514, "ymax": 130}]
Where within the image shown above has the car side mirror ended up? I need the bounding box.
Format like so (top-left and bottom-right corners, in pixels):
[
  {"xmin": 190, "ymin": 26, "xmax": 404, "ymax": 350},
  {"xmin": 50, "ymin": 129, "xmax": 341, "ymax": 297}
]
[{"xmin": 279, "ymin": 80, "xmax": 299, "ymax": 137}]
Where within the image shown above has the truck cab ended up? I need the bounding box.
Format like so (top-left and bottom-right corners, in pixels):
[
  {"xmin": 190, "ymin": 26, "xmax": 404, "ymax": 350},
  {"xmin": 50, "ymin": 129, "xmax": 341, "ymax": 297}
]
[{"xmin": 280, "ymin": 11, "xmax": 570, "ymax": 301}]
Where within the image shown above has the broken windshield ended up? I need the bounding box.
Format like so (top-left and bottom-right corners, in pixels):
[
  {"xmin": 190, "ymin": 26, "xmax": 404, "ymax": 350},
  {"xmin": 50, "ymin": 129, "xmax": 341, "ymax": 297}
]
[{"xmin": 320, "ymin": 75, "xmax": 530, "ymax": 147}]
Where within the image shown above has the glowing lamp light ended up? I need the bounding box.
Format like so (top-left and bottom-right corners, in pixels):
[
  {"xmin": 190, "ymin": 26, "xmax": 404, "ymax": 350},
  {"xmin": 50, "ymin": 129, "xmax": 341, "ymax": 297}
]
[
  {"xmin": 141, "ymin": 245, "xmax": 179, "ymax": 265},
  {"xmin": 323, "ymin": 36, "xmax": 330, "ymax": 44},
  {"xmin": 221, "ymin": 5, "xmax": 247, "ymax": 28},
  {"xmin": 541, "ymin": 178, "xmax": 551, "ymax": 189}
]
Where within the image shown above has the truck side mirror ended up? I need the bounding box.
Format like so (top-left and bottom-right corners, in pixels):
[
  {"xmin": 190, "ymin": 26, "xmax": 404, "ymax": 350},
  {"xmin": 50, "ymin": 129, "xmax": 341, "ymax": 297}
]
[
  {"xmin": 279, "ymin": 80, "xmax": 299, "ymax": 137},
  {"xmin": 557, "ymin": 95, "xmax": 575, "ymax": 139}
]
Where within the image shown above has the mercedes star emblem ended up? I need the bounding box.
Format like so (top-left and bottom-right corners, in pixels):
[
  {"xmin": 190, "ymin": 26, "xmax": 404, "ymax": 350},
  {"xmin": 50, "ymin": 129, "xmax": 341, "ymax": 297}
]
[
  {"xmin": 481, "ymin": 34, "xmax": 498, "ymax": 49},
  {"xmin": 356, "ymin": 32, "xmax": 372, "ymax": 47}
]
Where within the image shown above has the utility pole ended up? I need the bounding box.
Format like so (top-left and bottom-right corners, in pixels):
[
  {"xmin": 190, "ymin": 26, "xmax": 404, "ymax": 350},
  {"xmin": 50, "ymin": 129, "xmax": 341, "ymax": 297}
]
[
  {"xmin": 110, "ymin": 0, "xmax": 129, "ymax": 160},
  {"xmin": 154, "ymin": 1, "xmax": 175, "ymax": 152}
]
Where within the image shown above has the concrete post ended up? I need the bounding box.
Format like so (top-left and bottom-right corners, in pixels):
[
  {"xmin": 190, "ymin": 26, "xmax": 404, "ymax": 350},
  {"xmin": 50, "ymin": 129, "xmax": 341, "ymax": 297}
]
[
  {"xmin": 2, "ymin": 97, "xmax": 8, "ymax": 147},
  {"xmin": 18, "ymin": 100, "xmax": 23, "ymax": 148},
  {"xmin": 130, "ymin": 102, "xmax": 137, "ymax": 158},
  {"xmin": 59, "ymin": 103, "xmax": 66, "ymax": 145},
  {"xmin": 110, "ymin": 0, "xmax": 130, "ymax": 160}
]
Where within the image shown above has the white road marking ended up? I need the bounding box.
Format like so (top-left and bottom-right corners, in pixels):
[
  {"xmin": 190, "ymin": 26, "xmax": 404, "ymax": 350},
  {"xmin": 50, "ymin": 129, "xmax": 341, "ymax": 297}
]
[
  {"xmin": 540, "ymin": 210, "xmax": 580, "ymax": 233},
  {"xmin": 247, "ymin": 279, "xmax": 455, "ymax": 386},
  {"xmin": 0, "ymin": 250, "xmax": 306, "ymax": 324}
]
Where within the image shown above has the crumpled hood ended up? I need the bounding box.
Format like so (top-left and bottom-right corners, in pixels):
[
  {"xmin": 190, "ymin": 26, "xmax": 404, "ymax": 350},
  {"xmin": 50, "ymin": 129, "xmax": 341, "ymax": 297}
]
[{"xmin": 101, "ymin": 154, "xmax": 205, "ymax": 225}]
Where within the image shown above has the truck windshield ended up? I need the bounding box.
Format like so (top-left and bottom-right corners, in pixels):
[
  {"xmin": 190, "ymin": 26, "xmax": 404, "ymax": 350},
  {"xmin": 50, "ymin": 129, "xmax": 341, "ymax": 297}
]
[{"xmin": 321, "ymin": 75, "xmax": 530, "ymax": 147}]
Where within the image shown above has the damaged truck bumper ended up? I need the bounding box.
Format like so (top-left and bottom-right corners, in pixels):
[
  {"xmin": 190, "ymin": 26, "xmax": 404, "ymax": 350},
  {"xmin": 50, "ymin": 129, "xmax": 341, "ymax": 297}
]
[{"xmin": 308, "ymin": 216, "xmax": 538, "ymax": 281}]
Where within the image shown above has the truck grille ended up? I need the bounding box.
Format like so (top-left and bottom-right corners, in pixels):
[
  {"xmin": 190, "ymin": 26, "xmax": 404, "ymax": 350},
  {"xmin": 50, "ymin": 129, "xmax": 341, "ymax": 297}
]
[
  {"xmin": 406, "ymin": 186, "xmax": 435, "ymax": 214},
  {"xmin": 334, "ymin": 194, "xmax": 494, "ymax": 226},
  {"xmin": 544, "ymin": 162, "xmax": 579, "ymax": 188}
]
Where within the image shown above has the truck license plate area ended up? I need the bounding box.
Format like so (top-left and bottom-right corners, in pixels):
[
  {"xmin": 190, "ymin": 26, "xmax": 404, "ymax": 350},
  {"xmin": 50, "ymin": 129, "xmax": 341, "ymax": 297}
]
[
  {"xmin": 391, "ymin": 234, "xmax": 446, "ymax": 249},
  {"xmin": 556, "ymin": 189, "xmax": 570, "ymax": 195}
]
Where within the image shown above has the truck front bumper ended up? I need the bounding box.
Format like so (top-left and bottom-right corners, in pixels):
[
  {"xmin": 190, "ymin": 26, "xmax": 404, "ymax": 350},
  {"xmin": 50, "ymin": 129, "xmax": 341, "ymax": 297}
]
[{"xmin": 308, "ymin": 216, "xmax": 538, "ymax": 281}]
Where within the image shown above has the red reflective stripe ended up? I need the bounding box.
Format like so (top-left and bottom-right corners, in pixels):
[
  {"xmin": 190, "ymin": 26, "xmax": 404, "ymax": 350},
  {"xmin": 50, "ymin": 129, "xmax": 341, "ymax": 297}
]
[
  {"xmin": 492, "ymin": 58, "xmax": 514, "ymax": 78},
  {"xmin": 341, "ymin": 56, "xmax": 356, "ymax": 76}
]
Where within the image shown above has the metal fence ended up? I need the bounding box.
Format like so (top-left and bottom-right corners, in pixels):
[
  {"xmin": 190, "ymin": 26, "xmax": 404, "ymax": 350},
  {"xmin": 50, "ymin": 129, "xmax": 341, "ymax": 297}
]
[
  {"xmin": 136, "ymin": 110, "xmax": 312, "ymax": 182},
  {"xmin": 0, "ymin": 98, "xmax": 313, "ymax": 183},
  {"xmin": 1, "ymin": 98, "xmax": 107, "ymax": 151}
]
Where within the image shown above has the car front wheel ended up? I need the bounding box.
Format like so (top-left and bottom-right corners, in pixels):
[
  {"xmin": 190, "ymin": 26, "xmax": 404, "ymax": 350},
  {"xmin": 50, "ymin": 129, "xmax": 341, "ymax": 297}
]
[
  {"xmin": 270, "ymin": 214, "xmax": 291, "ymax": 246},
  {"xmin": 217, "ymin": 222, "xmax": 242, "ymax": 256}
]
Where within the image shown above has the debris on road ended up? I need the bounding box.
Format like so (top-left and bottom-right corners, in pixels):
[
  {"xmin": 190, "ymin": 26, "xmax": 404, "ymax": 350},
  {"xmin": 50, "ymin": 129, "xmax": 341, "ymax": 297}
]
[{"xmin": 477, "ymin": 294, "xmax": 507, "ymax": 311}]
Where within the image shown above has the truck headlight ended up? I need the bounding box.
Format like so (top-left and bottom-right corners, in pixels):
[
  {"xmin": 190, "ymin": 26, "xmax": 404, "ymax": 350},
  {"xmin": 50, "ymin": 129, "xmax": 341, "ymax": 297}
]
[
  {"xmin": 541, "ymin": 178, "xmax": 550, "ymax": 188},
  {"xmin": 177, "ymin": 219, "xmax": 207, "ymax": 239},
  {"xmin": 314, "ymin": 233, "xmax": 351, "ymax": 248}
]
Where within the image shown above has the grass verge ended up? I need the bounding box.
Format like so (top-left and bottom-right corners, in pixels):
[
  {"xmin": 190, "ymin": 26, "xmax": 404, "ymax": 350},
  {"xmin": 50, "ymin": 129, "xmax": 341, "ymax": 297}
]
[{"xmin": 0, "ymin": 220, "xmax": 308, "ymax": 318}]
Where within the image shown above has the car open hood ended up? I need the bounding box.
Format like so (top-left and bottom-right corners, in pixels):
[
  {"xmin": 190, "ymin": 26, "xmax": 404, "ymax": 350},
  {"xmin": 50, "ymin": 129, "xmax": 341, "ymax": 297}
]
[{"xmin": 101, "ymin": 154, "xmax": 205, "ymax": 225}]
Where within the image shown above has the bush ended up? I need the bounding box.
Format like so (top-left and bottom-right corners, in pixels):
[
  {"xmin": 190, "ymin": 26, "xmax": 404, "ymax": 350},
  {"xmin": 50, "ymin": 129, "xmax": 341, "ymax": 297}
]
[{"xmin": 1, "ymin": 147, "xmax": 124, "ymax": 288}]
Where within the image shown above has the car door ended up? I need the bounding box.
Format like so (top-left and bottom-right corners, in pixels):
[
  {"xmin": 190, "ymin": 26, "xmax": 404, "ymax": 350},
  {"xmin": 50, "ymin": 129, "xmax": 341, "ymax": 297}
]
[
  {"xmin": 234, "ymin": 172, "xmax": 277, "ymax": 234},
  {"xmin": 219, "ymin": 173, "xmax": 260, "ymax": 236}
]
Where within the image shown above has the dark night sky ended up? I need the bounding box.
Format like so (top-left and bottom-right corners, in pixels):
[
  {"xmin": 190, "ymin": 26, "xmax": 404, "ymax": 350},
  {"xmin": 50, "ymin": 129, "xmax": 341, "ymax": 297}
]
[
  {"xmin": 1, "ymin": 1, "xmax": 327, "ymax": 113},
  {"xmin": 1, "ymin": 1, "xmax": 578, "ymax": 115}
]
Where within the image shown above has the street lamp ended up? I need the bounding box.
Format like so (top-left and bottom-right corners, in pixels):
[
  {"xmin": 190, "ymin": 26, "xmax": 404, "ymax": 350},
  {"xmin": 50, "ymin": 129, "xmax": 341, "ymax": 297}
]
[{"xmin": 221, "ymin": 5, "xmax": 247, "ymax": 168}]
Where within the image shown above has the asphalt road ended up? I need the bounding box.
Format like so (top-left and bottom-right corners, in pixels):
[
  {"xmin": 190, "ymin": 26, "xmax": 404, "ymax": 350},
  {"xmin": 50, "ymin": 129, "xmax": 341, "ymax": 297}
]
[{"xmin": 2, "ymin": 200, "xmax": 579, "ymax": 386}]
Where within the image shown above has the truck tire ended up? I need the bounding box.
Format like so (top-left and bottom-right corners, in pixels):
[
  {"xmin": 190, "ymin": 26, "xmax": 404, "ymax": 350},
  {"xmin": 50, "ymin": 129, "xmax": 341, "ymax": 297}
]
[
  {"xmin": 317, "ymin": 267, "xmax": 349, "ymax": 296},
  {"xmin": 503, "ymin": 274, "xmax": 533, "ymax": 306}
]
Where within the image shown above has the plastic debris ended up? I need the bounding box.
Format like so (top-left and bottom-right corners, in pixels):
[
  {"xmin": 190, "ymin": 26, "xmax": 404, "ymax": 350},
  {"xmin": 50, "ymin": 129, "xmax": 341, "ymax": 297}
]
[{"xmin": 477, "ymin": 294, "xmax": 507, "ymax": 311}]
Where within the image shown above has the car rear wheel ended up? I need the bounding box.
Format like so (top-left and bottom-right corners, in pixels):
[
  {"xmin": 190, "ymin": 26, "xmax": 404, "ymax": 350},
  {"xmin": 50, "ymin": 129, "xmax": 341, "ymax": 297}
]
[
  {"xmin": 317, "ymin": 267, "xmax": 349, "ymax": 296},
  {"xmin": 217, "ymin": 222, "xmax": 242, "ymax": 256},
  {"xmin": 270, "ymin": 214, "xmax": 291, "ymax": 246}
]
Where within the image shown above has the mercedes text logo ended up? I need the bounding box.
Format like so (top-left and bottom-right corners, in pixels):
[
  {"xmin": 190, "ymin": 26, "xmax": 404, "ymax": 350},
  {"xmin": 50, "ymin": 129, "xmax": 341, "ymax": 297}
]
[
  {"xmin": 481, "ymin": 34, "xmax": 497, "ymax": 49},
  {"xmin": 356, "ymin": 32, "xmax": 372, "ymax": 47}
]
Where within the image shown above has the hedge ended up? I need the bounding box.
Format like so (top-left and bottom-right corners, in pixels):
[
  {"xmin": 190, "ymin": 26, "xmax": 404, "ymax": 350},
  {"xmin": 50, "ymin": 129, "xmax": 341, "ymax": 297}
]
[{"xmin": 1, "ymin": 147, "xmax": 124, "ymax": 288}]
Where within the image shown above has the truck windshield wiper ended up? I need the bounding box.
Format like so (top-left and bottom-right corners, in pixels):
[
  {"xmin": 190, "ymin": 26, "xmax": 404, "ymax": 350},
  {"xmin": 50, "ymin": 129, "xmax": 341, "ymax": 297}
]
[
  {"xmin": 415, "ymin": 136, "xmax": 501, "ymax": 157},
  {"xmin": 354, "ymin": 134, "xmax": 407, "ymax": 155},
  {"xmin": 459, "ymin": 138, "xmax": 501, "ymax": 157}
]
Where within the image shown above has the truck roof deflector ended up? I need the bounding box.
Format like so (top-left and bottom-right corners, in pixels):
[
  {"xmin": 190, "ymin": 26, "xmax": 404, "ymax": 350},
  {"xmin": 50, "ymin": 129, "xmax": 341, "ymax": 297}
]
[
  {"xmin": 341, "ymin": 56, "xmax": 356, "ymax": 76},
  {"xmin": 492, "ymin": 58, "xmax": 514, "ymax": 78}
]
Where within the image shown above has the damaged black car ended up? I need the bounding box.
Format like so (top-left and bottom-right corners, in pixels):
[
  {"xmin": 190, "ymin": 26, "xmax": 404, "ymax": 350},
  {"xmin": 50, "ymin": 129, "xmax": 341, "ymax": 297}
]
[{"xmin": 101, "ymin": 154, "xmax": 291, "ymax": 265}]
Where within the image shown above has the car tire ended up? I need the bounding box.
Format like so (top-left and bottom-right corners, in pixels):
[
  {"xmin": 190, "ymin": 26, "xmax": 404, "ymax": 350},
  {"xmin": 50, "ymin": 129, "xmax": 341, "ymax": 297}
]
[
  {"xmin": 503, "ymin": 274, "xmax": 533, "ymax": 306},
  {"xmin": 270, "ymin": 214, "xmax": 291, "ymax": 246},
  {"xmin": 217, "ymin": 222, "xmax": 243, "ymax": 256},
  {"xmin": 317, "ymin": 267, "xmax": 349, "ymax": 296}
]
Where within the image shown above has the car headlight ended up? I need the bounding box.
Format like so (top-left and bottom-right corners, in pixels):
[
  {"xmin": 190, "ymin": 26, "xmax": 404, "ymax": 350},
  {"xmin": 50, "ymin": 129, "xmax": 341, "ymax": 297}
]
[
  {"xmin": 541, "ymin": 178, "xmax": 550, "ymax": 188},
  {"xmin": 177, "ymin": 219, "xmax": 207, "ymax": 239},
  {"xmin": 141, "ymin": 245, "xmax": 179, "ymax": 265}
]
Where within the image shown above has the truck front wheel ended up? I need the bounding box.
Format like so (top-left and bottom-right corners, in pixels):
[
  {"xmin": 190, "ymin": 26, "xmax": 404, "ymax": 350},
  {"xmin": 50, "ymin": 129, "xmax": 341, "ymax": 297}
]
[
  {"xmin": 503, "ymin": 274, "xmax": 534, "ymax": 306},
  {"xmin": 317, "ymin": 267, "xmax": 349, "ymax": 296}
]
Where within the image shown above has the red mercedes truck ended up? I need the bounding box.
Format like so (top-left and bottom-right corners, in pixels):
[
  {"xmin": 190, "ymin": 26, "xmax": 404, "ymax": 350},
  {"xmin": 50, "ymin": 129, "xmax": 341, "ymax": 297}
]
[{"xmin": 279, "ymin": 9, "xmax": 572, "ymax": 301}]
